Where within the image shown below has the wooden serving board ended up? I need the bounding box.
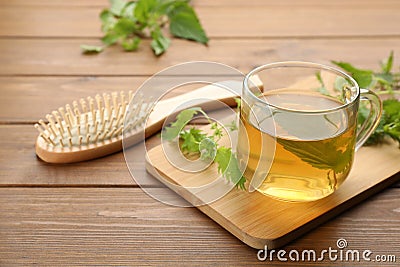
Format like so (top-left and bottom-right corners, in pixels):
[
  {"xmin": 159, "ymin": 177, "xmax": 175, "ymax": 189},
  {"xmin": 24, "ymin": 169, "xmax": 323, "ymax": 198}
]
[{"xmin": 146, "ymin": 131, "xmax": 400, "ymax": 250}]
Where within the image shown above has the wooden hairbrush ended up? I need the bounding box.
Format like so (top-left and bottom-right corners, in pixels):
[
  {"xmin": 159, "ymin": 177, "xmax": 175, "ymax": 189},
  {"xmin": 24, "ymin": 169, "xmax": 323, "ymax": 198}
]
[{"xmin": 34, "ymin": 79, "xmax": 262, "ymax": 164}]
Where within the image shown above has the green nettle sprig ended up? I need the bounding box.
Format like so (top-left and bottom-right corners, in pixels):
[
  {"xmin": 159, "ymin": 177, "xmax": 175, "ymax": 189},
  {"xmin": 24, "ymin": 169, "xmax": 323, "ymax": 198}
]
[
  {"xmin": 332, "ymin": 51, "xmax": 400, "ymax": 147},
  {"xmin": 81, "ymin": 0, "xmax": 208, "ymax": 56},
  {"xmin": 161, "ymin": 107, "xmax": 247, "ymax": 190}
]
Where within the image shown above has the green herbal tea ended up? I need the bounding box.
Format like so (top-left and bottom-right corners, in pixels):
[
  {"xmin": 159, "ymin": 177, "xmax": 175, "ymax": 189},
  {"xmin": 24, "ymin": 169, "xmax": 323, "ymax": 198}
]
[{"xmin": 238, "ymin": 91, "xmax": 357, "ymax": 201}]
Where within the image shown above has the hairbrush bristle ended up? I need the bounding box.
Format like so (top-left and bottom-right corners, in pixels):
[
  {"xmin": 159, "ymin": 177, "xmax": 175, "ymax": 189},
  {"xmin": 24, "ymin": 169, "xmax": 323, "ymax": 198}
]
[{"xmin": 35, "ymin": 91, "xmax": 153, "ymax": 149}]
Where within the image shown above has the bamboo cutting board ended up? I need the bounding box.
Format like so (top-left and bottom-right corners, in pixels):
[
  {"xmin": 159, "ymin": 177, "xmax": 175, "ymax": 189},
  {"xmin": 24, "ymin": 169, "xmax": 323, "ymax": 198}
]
[{"xmin": 145, "ymin": 137, "xmax": 400, "ymax": 249}]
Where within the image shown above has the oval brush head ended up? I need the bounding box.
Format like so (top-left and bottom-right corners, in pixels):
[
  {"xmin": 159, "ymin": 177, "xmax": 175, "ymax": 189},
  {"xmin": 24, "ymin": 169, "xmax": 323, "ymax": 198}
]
[{"xmin": 35, "ymin": 91, "xmax": 153, "ymax": 163}]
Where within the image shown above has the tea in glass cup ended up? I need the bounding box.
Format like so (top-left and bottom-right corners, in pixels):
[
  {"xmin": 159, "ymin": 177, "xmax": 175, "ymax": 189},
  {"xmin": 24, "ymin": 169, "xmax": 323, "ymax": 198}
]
[{"xmin": 237, "ymin": 62, "xmax": 382, "ymax": 202}]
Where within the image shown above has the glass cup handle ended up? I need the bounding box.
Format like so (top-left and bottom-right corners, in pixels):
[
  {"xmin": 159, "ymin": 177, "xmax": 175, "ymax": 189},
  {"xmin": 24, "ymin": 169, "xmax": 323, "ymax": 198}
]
[{"xmin": 355, "ymin": 88, "xmax": 383, "ymax": 151}]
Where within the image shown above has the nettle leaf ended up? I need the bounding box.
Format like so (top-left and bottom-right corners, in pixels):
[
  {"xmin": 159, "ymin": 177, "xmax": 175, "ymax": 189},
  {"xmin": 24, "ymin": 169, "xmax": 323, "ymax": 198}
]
[
  {"xmin": 225, "ymin": 120, "xmax": 238, "ymax": 131},
  {"xmin": 278, "ymin": 136, "xmax": 354, "ymax": 175},
  {"xmin": 375, "ymin": 73, "xmax": 393, "ymax": 85},
  {"xmin": 215, "ymin": 147, "xmax": 246, "ymax": 189},
  {"xmin": 384, "ymin": 123, "xmax": 400, "ymax": 144},
  {"xmin": 80, "ymin": 45, "xmax": 104, "ymax": 53},
  {"xmin": 332, "ymin": 53, "xmax": 400, "ymax": 148},
  {"xmin": 180, "ymin": 128, "xmax": 206, "ymax": 153},
  {"xmin": 168, "ymin": 2, "xmax": 208, "ymax": 44},
  {"xmin": 210, "ymin": 122, "xmax": 223, "ymax": 139},
  {"xmin": 121, "ymin": 1, "xmax": 137, "ymax": 18},
  {"xmin": 161, "ymin": 107, "xmax": 201, "ymax": 140},
  {"xmin": 83, "ymin": 0, "xmax": 208, "ymax": 55},
  {"xmin": 157, "ymin": 0, "xmax": 186, "ymax": 14},
  {"xmin": 214, "ymin": 147, "xmax": 230, "ymax": 173},
  {"xmin": 101, "ymin": 33, "xmax": 119, "ymax": 46},
  {"xmin": 101, "ymin": 14, "xmax": 139, "ymax": 48},
  {"xmin": 383, "ymin": 98, "xmax": 400, "ymax": 119},
  {"xmin": 110, "ymin": 0, "xmax": 128, "ymax": 16},
  {"xmin": 365, "ymin": 99, "xmax": 400, "ymax": 146},
  {"xmin": 357, "ymin": 102, "xmax": 370, "ymax": 127},
  {"xmin": 315, "ymin": 72, "xmax": 330, "ymax": 96},
  {"xmin": 134, "ymin": 0, "xmax": 158, "ymax": 23},
  {"xmin": 332, "ymin": 61, "xmax": 373, "ymax": 88},
  {"xmin": 365, "ymin": 120, "xmax": 386, "ymax": 145},
  {"xmin": 113, "ymin": 17, "xmax": 137, "ymax": 37},
  {"xmin": 162, "ymin": 108, "xmax": 246, "ymax": 190},
  {"xmin": 151, "ymin": 29, "xmax": 171, "ymax": 56},
  {"xmin": 100, "ymin": 9, "xmax": 112, "ymax": 22},
  {"xmin": 100, "ymin": 9, "xmax": 117, "ymax": 32},
  {"xmin": 353, "ymin": 72, "xmax": 373, "ymax": 88},
  {"xmin": 199, "ymin": 137, "xmax": 217, "ymax": 161},
  {"xmin": 381, "ymin": 51, "xmax": 394, "ymax": 74},
  {"xmin": 122, "ymin": 37, "xmax": 141, "ymax": 51}
]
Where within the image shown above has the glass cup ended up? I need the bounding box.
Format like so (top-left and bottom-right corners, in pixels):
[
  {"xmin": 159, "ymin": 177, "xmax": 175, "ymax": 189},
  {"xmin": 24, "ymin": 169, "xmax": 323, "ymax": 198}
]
[{"xmin": 237, "ymin": 61, "xmax": 382, "ymax": 202}]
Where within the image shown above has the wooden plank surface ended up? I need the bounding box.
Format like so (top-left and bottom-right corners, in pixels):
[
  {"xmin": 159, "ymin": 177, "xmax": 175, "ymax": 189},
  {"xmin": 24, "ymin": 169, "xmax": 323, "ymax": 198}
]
[
  {"xmin": 1, "ymin": 4, "xmax": 400, "ymax": 38},
  {"xmin": 0, "ymin": 187, "xmax": 399, "ymax": 266},
  {"xmin": 2, "ymin": 0, "xmax": 400, "ymax": 7},
  {"xmin": 0, "ymin": 77, "xmax": 147, "ymax": 122},
  {"xmin": 0, "ymin": 76, "xmax": 238, "ymax": 122},
  {"xmin": 0, "ymin": 38, "xmax": 399, "ymax": 76},
  {"xmin": 0, "ymin": 125, "xmax": 166, "ymax": 186}
]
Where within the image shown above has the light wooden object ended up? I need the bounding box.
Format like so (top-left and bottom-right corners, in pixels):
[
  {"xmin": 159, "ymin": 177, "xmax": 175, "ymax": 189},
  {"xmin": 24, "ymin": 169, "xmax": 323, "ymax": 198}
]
[
  {"xmin": 35, "ymin": 78, "xmax": 262, "ymax": 163},
  {"xmin": 146, "ymin": 137, "xmax": 400, "ymax": 249}
]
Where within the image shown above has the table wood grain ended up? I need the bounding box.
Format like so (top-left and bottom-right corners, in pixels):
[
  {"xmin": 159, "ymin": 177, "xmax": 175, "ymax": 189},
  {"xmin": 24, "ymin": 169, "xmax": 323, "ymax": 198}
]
[{"xmin": 0, "ymin": 0, "xmax": 399, "ymax": 265}]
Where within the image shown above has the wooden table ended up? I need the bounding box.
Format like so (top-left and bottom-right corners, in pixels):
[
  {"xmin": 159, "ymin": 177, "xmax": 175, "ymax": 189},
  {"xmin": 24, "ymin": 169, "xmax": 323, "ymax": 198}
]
[{"xmin": 1, "ymin": 0, "xmax": 400, "ymax": 265}]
